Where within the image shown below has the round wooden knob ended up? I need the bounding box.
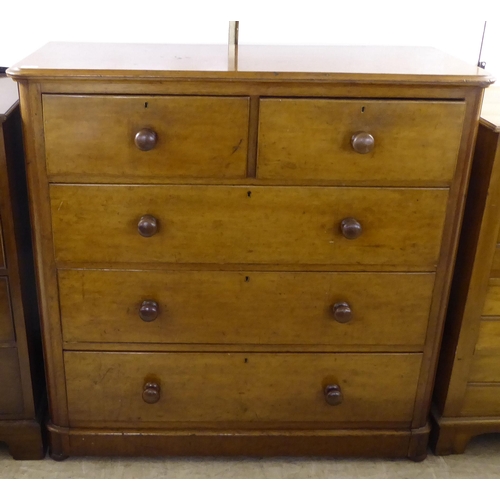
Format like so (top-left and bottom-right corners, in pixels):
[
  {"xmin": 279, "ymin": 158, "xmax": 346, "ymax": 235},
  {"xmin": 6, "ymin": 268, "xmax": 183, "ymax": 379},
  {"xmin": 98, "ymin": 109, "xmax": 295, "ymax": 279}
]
[
  {"xmin": 139, "ymin": 300, "xmax": 159, "ymax": 322},
  {"xmin": 340, "ymin": 218, "xmax": 362, "ymax": 239},
  {"xmin": 324, "ymin": 384, "xmax": 343, "ymax": 406},
  {"xmin": 138, "ymin": 215, "xmax": 158, "ymax": 237},
  {"xmin": 351, "ymin": 132, "xmax": 374, "ymax": 154},
  {"xmin": 135, "ymin": 128, "xmax": 158, "ymax": 151},
  {"xmin": 332, "ymin": 302, "xmax": 352, "ymax": 323},
  {"xmin": 143, "ymin": 382, "xmax": 161, "ymax": 404}
]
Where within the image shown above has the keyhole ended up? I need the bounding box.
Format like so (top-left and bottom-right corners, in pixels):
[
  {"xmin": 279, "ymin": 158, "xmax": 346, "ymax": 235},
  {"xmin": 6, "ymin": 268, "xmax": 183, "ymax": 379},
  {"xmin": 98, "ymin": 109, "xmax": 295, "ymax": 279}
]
[
  {"xmin": 247, "ymin": 191, "xmax": 252, "ymax": 198},
  {"xmin": 245, "ymin": 276, "xmax": 250, "ymax": 282},
  {"xmin": 144, "ymin": 102, "xmax": 148, "ymax": 108},
  {"xmin": 361, "ymin": 106, "xmax": 365, "ymax": 113}
]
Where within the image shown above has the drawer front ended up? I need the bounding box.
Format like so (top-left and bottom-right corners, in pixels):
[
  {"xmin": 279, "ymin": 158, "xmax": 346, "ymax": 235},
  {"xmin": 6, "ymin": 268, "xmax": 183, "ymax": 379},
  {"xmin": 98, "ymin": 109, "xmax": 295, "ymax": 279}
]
[
  {"xmin": 59, "ymin": 270, "xmax": 435, "ymax": 347},
  {"xmin": 491, "ymin": 245, "xmax": 500, "ymax": 273},
  {"xmin": 0, "ymin": 277, "xmax": 15, "ymax": 343},
  {"xmin": 51, "ymin": 185, "xmax": 448, "ymax": 269},
  {"xmin": 257, "ymin": 99, "xmax": 465, "ymax": 184},
  {"xmin": 65, "ymin": 351, "xmax": 422, "ymax": 426},
  {"xmin": 461, "ymin": 385, "xmax": 500, "ymax": 417},
  {"xmin": 469, "ymin": 353, "xmax": 500, "ymax": 382},
  {"xmin": 0, "ymin": 348, "xmax": 23, "ymax": 415},
  {"xmin": 43, "ymin": 95, "xmax": 249, "ymax": 180},
  {"xmin": 476, "ymin": 320, "xmax": 500, "ymax": 353},
  {"xmin": 483, "ymin": 278, "xmax": 500, "ymax": 315}
]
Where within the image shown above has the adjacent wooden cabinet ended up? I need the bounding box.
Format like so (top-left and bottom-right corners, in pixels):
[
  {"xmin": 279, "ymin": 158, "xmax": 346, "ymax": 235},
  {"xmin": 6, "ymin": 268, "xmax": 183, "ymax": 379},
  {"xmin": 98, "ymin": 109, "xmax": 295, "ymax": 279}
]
[
  {"xmin": 0, "ymin": 76, "xmax": 45, "ymax": 459},
  {"xmin": 432, "ymin": 87, "xmax": 500, "ymax": 454},
  {"xmin": 7, "ymin": 43, "xmax": 492, "ymax": 460}
]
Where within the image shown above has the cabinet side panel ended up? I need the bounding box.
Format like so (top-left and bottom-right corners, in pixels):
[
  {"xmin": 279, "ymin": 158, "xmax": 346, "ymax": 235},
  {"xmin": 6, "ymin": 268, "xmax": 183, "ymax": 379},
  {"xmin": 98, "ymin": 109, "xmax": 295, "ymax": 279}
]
[
  {"xmin": 2, "ymin": 104, "xmax": 44, "ymax": 415},
  {"xmin": 18, "ymin": 82, "xmax": 68, "ymax": 426},
  {"xmin": 412, "ymin": 87, "xmax": 484, "ymax": 427},
  {"xmin": 434, "ymin": 125, "xmax": 500, "ymax": 416}
]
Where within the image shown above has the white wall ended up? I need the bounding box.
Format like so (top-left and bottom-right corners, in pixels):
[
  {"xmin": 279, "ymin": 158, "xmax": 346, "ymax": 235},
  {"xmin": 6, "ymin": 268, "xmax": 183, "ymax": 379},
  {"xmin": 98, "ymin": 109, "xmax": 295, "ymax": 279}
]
[{"xmin": 1, "ymin": 1, "xmax": 498, "ymax": 83}]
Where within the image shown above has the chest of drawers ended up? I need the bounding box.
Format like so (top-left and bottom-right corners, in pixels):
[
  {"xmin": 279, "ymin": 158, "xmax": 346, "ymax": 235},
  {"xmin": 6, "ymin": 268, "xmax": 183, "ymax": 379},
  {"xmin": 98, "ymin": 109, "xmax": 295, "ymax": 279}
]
[
  {"xmin": 7, "ymin": 43, "xmax": 492, "ymax": 460},
  {"xmin": 0, "ymin": 76, "xmax": 45, "ymax": 459},
  {"xmin": 432, "ymin": 87, "xmax": 500, "ymax": 454}
]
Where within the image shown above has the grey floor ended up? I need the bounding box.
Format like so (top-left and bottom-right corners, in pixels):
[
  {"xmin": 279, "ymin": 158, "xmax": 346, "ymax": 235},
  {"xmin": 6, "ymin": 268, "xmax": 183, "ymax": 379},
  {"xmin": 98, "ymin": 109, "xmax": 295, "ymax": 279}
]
[{"xmin": 2, "ymin": 434, "xmax": 500, "ymax": 478}]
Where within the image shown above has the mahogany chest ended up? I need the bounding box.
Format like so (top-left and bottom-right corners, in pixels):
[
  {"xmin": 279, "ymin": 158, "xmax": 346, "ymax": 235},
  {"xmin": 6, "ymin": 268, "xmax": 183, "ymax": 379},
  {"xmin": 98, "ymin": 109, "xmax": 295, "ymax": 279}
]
[{"xmin": 7, "ymin": 43, "xmax": 492, "ymax": 460}]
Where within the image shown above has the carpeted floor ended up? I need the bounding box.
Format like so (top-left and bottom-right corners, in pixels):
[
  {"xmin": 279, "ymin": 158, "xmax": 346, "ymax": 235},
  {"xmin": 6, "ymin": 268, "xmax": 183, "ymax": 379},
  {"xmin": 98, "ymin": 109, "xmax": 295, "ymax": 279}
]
[{"xmin": 1, "ymin": 434, "xmax": 500, "ymax": 478}]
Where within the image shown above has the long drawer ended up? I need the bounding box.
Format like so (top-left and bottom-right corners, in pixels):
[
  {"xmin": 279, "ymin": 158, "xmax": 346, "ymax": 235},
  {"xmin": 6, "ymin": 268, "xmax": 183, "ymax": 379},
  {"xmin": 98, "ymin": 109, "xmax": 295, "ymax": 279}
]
[
  {"xmin": 43, "ymin": 95, "xmax": 250, "ymax": 180},
  {"xmin": 50, "ymin": 185, "xmax": 448, "ymax": 269},
  {"xmin": 64, "ymin": 351, "xmax": 422, "ymax": 427},
  {"xmin": 258, "ymin": 98, "xmax": 465, "ymax": 184},
  {"xmin": 59, "ymin": 270, "xmax": 435, "ymax": 347}
]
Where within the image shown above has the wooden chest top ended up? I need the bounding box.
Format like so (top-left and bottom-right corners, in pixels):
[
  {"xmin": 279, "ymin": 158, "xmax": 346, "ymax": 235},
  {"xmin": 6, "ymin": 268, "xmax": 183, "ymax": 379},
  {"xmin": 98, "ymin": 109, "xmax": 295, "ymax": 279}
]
[{"xmin": 7, "ymin": 42, "xmax": 493, "ymax": 86}]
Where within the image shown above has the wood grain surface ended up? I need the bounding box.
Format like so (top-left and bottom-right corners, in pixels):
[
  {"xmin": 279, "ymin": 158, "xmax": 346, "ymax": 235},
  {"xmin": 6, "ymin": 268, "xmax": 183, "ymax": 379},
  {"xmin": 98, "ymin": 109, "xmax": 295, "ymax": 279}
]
[
  {"xmin": 7, "ymin": 43, "xmax": 493, "ymax": 87},
  {"xmin": 58, "ymin": 270, "xmax": 435, "ymax": 347},
  {"xmin": 258, "ymin": 99, "xmax": 465, "ymax": 185},
  {"xmin": 64, "ymin": 351, "xmax": 422, "ymax": 427},
  {"xmin": 50, "ymin": 184, "xmax": 449, "ymax": 269},
  {"xmin": 43, "ymin": 95, "xmax": 249, "ymax": 180}
]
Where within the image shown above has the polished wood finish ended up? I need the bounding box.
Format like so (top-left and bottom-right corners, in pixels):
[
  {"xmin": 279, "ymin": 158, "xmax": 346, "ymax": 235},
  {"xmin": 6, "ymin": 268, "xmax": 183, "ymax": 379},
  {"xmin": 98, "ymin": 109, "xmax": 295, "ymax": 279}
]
[
  {"xmin": 47, "ymin": 422, "xmax": 428, "ymax": 459},
  {"xmin": 460, "ymin": 385, "xmax": 500, "ymax": 416},
  {"xmin": 476, "ymin": 320, "xmax": 500, "ymax": 351},
  {"xmin": 0, "ymin": 77, "xmax": 45, "ymax": 459},
  {"xmin": 7, "ymin": 43, "xmax": 489, "ymax": 459},
  {"xmin": 257, "ymin": 99, "xmax": 465, "ymax": 185},
  {"xmin": 43, "ymin": 95, "xmax": 249, "ymax": 180},
  {"xmin": 432, "ymin": 87, "xmax": 500, "ymax": 455},
  {"xmin": 64, "ymin": 351, "xmax": 421, "ymax": 426},
  {"xmin": 50, "ymin": 185, "xmax": 448, "ymax": 269},
  {"xmin": 8, "ymin": 43, "xmax": 492, "ymax": 86},
  {"xmin": 468, "ymin": 353, "xmax": 500, "ymax": 382},
  {"xmin": 58, "ymin": 270, "xmax": 434, "ymax": 347}
]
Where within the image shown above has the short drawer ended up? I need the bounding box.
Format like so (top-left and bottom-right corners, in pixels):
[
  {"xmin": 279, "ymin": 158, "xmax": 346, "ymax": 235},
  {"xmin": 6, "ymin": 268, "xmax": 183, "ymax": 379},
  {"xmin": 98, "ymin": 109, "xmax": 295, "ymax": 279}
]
[
  {"xmin": 50, "ymin": 185, "xmax": 448, "ymax": 270},
  {"xmin": 0, "ymin": 348, "xmax": 23, "ymax": 415},
  {"xmin": 43, "ymin": 95, "xmax": 249, "ymax": 180},
  {"xmin": 257, "ymin": 98, "xmax": 465, "ymax": 185},
  {"xmin": 0, "ymin": 277, "xmax": 15, "ymax": 343},
  {"xmin": 59, "ymin": 270, "xmax": 435, "ymax": 347},
  {"xmin": 64, "ymin": 351, "xmax": 422, "ymax": 427}
]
